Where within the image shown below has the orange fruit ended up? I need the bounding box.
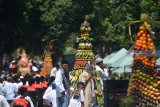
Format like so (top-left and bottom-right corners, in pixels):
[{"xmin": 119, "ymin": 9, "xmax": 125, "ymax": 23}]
[
  {"xmin": 137, "ymin": 32, "xmax": 141, "ymax": 37},
  {"xmin": 140, "ymin": 30, "xmax": 144, "ymax": 34},
  {"xmin": 148, "ymin": 38, "xmax": 152, "ymax": 42},
  {"xmin": 157, "ymin": 81, "xmax": 160, "ymax": 85},
  {"xmin": 147, "ymin": 34, "xmax": 150, "ymax": 38},
  {"xmin": 142, "ymin": 33, "xmax": 146, "ymax": 37}
]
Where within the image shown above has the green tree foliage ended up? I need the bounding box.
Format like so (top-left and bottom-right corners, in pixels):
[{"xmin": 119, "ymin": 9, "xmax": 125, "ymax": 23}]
[
  {"xmin": 0, "ymin": 0, "xmax": 160, "ymax": 57},
  {"xmin": 97, "ymin": 0, "xmax": 160, "ymax": 56},
  {"xmin": 0, "ymin": 0, "xmax": 44, "ymax": 55},
  {"xmin": 38, "ymin": 0, "xmax": 76, "ymax": 55}
]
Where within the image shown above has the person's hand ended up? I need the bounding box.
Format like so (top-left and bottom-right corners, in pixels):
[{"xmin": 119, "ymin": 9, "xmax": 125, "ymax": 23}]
[
  {"xmin": 89, "ymin": 72, "xmax": 93, "ymax": 77},
  {"xmin": 92, "ymin": 76, "xmax": 95, "ymax": 79},
  {"xmin": 94, "ymin": 90, "xmax": 98, "ymax": 95}
]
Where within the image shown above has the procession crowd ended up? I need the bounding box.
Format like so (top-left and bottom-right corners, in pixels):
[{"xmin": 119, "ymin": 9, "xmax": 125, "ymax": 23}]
[{"xmin": 0, "ymin": 54, "xmax": 108, "ymax": 107}]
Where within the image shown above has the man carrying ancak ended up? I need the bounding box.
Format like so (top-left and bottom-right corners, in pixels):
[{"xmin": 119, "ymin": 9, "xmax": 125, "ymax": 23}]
[{"xmin": 79, "ymin": 61, "xmax": 103, "ymax": 107}]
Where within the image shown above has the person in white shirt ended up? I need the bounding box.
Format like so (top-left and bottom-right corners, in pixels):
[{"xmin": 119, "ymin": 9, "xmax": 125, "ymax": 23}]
[
  {"xmin": 2, "ymin": 76, "xmax": 8, "ymax": 86},
  {"xmin": 43, "ymin": 76, "xmax": 57, "ymax": 107},
  {"xmin": 68, "ymin": 82, "xmax": 85, "ymax": 107},
  {"xmin": 2, "ymin": 76, "xmax": 18, "ymax": 107},
  {"xmin": 17, "ymin": 76, "xmax": 24, "ymax": 87},
  {"xmin": 12, "ymin": 75, "xmax": 19, "ymax": 89},
  {"xmin": 0, "ymin": 95, "xmax": 10, "ymax": 107},
  {"xmin": 95, "ymin": 57, "xmax": 108, "ymax": 84},
  {"xmin": 0, "ymin": 78, "xmax": 4, "ymax": 96},
  {"xmin": 55, "ymin": 60, "xmax": 70, "ymax": 107},
  {"xmin": 50, "ymin": 64, "xmax": 59, "ymax": 77}
]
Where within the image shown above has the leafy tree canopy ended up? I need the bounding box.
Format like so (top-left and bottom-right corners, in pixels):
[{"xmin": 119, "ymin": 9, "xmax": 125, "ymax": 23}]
[{"xmin": 0, "ymin": 0, "xmax": 160, "ymax": 58}]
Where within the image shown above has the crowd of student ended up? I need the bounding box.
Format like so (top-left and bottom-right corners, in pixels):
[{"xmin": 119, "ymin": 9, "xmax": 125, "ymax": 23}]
[
  {"xmin": 0, "ymin": 71, "xmax": 51, "ymax": 107},
  {"xmin": 0, "ymin": 60, "xmax": 81, "ymax": 107},
  {"xmin": 0, "ymin": 57, "xmax": 108, "ymax": 107}
]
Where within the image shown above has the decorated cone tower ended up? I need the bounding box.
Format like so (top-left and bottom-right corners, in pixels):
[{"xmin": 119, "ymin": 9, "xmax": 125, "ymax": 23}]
[
  {"xmin": 70, "ymin": 19, "xmax": 95, "ymax": 88},
  {"xmin": 18, "ymin": 49, "xmax": 30, "ymax": 76},
  {"xmin": 41, "ymin": 40, "xmax": 55, "ymax": 76},
  {"xmin": 128, "ymin": 13, "xmax": 160, "ymax": 106}
]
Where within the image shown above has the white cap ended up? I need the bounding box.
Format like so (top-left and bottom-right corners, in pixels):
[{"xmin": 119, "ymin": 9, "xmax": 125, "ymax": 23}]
[
  {"xmin": 11, "ymin": 60, "xmax": 16, "ymax": 63},
  {"xmin": 20, "ymin": 76, "xmax": 24, "ymax": 79},
  {"xmin": 95, "ymin": 57, "xmax": 103, "ymax": 64},
  {"xmin": 36, "ymin": 74, "xmax": 40, "ymax": 77},
  {"xmin": 32, "ymin": 66, "xmax": 39, "ymax": 72}
]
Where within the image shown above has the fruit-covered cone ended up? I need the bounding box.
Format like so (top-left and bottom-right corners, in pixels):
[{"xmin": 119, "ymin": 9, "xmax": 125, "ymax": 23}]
[
  {"xmin": 128, "ymin": 24, "xmax": 160, "ymax": 107},
  {"xmin": 70, "ymin": 19, "xmax": 95, "ymax": 88}
]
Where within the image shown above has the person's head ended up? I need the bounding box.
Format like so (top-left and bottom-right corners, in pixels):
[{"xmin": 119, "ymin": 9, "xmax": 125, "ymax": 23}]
[
  {"xmin": 48, "ymin": 76, "xmax": 55, "ymax": 86},
  {"xmin": 40, "ymin": 76, "xmax": 45, "ymax": 82},
  {"xmin": 45, "ymin": 76, "xmax": 50, "ymax": 82},
  {"xmin": 24, "ymin": 74, "xmax": 30, "ymax": 81},
  {"xmin": 3, "ymin": 76, "xmax": 7, "ymax": 81},
  {"xmin": 19, "ymin": 87, "xmax": 28, "ymax": 97},
  {"xmin": 12, "ymin": 75, "xmax": 19, "ymax": 83},
  {"xmin": 85, "ymin": 62, "xmax": 95, "ymax": 73},
  {"xmin": 22, "ymin": 78, "xmax": 27, "ymax": 85},
  {"xmin": 61, "ymin": 60, "xmax": 68, "ymax": 70},
  {"xmin": 20, "ymin": 76, "xmax": 24, "ymax": 81},
  {"xmin": 0, "ymin": 78, "xmax": 3, "ymax": 83},
  {"xmin": 50, "ymin": 76, "xmax": 55, "ymax": 82},
  {"xmin": 28, "ymin": 78, "xmax": 34, "ymax": 86},
  {"xmin": 35, "ymin": 76, "xmax": 40, "ymax": 84},
  {"xmin": 7, "ymin": 76, "xmax": 13, "ymax": 82},
  {"xmin": 55, "ymin": 64, "xmax": 60, "ymax": 70},
  {"xmin": 2, "ymin": 71, "xmax": 6, "ymax": 75},
  {"xmin": 47, "ymin": 76, "xmax": 55, "ymax": 86},
  {"xmin": 77, "ymin": 82, "xmax": 85, "ymax": 90},
  {"xmin": 95, "ymin": 57, "xmax": 103, "ymax": 68}
]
